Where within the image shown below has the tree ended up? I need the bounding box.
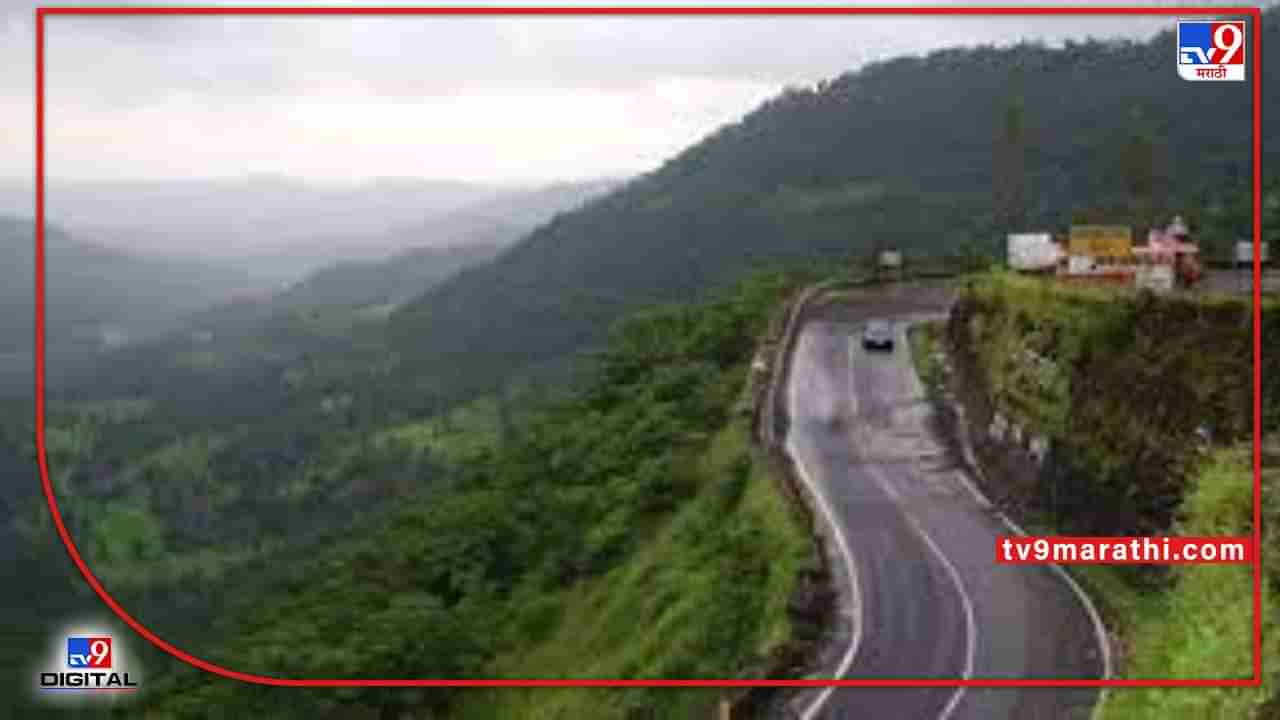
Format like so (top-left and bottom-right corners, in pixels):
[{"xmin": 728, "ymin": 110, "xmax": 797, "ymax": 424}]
[
  {"xmin": 1116, "ymin": 104, "xmax": 1170, "ymax": 232},
  {"xmin": 496, "ymin": 380, "xmax": 517, "ymax": 449},
  {"xmin": 993, "ymin": 96, "xmax": 1028, "ymax": 238}
]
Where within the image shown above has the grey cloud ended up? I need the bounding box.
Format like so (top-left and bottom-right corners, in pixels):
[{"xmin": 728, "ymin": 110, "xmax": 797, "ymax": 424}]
[
  {"xmin": 19, "ymin": 3, "xmax": 1265, "ymax": 103},
  {"xmin": 2, "ymin": 0, "xmax": 1273, "ymax": 183},
  {"xmin": 48, "ymin": 15, "xmax": 1159, "ymax": 102},
  {"xmin": 15, "ymin": 9, "xmax": 1202, "ymax": 103}
]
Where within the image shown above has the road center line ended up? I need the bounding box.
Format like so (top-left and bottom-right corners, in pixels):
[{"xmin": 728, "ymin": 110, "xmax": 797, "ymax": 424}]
[
  {"xmin": 909, "ymin": 513, "xmax": 978, "ymax": 720},
  {"xmin": 865, "ymin": 460, "xmax": 977, "ymax": 720}
]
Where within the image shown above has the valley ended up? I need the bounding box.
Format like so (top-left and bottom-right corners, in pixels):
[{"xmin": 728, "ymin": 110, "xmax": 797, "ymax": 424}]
[{"xmin": 1, "ymin": 9, "xmax": 1276, "ymax": 720}]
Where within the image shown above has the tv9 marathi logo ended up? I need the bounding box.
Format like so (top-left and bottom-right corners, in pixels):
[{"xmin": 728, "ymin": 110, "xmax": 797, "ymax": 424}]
[{"xmin": 1177, "ymin": 20, "xmax": 1246, "ymax": 82}]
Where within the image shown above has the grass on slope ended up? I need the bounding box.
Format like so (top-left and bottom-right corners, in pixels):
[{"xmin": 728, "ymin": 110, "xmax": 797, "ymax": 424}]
[
  {"xmin": 907, "ymin": 320, "xmax": 944, "ymax": 389},
  {"xmin": 1091, "ymin": 446, "xmax": 1275, "ymax": 718},
  {"xmin": 452, "ymin": 417, "xmax": 811, "ymax": 719}
]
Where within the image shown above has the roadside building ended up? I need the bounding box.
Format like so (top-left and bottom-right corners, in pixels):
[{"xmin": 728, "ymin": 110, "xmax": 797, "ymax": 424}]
[
  {"xmin": 1058, "ymin": 224, "xmax": 1135, "ymax": 288},
  {"xmin": 1053, "ymin": 217, "xmax": 1201, "ymax": 291},
  {"xmin": 1006, "ymin": 233, "xmax": 1060, "ymax": 273}
]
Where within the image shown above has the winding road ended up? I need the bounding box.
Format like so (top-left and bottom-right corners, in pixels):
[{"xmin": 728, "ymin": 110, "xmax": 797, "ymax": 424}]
[{"xmin": 783, "ymin": 283, "xmax": 1106, "ymax": 720}]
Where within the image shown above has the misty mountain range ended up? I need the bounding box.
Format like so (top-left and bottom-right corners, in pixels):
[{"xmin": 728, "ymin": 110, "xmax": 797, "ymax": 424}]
[
  {"xmin": 0, "ymin": 176, "xmax": 619, "ymax": 394},
  {"xmin": 0, "ymin": 175, "xmax": 619, "ymax": 282}
]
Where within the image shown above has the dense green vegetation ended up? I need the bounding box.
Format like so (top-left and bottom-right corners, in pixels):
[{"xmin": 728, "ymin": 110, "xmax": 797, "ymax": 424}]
[
  {"xmin": 0, "ymin": 232, "xmax": 514, "ymax": 719},
  {"xmin": 128, "ymin": 272, "xmax": 815, "ymax": 719},
  {"xmin": 943, "ymin": 273, "xmax": 1279, "ymax": 716}
]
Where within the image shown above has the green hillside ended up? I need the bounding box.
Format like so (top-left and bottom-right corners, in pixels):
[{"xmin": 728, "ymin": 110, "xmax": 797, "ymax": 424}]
[
  {"xmin": 130, "ymin": 273, "xmax": 817, "ymax": 720},
  {"xmin": 177, "ymin": 242, "xmax": 503, "ymax": 339},
  {"xmin": 44, "ymin": 244, "xmax": 501, "ymax": 433},
  {"xmin": 389, "ymin": 13, "xmax": 1273, "ymax": 399},
  {"xmin": 2, "ymin": 12, "xmax": 1275, "ymax": 719},
  {"xmin": 273, "ymin": 244, "xmax": 503, "ymax": 312}
]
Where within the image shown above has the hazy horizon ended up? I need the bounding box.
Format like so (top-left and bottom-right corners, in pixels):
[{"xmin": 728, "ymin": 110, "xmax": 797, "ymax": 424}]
[
  {"xmin": 9, "ymin": 3, "xmax": 1259, "ymax": 185},
  {"xmin": 0, "ymin": 173, "xmax": 614, "ymax": 191},
  {"xmin": 0, "ymin": 172, "xmax": 624, "ymax": 285}
]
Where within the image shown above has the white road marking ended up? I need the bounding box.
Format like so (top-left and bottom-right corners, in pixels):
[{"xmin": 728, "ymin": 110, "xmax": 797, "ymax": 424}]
[
  {"xmin": 865, "ymin": 460, "xmax": 975, "ymax": 720},
  {"xmin": 789, "ymin": 335, "xmax": 864, "ymax": 720},
  {"xmin": 902, "ymin": 320, "xmax": 1114, "ymax": 687},
  {"xmin": 910, "ymin": 513, "xmax": 977, "ymax": 720},
  {"xmin": 947, "ymin": 406, "xmax": 1115, "ymax": 682}
]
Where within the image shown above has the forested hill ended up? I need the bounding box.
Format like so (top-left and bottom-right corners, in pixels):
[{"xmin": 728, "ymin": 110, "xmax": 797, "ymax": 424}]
[
  {"xmin": 276, "ymin": 243, "xmax": 504, "ymax": 311},
  {"xmin": 181, "ymin": 242, "xmax": 503, "ymax": 337},
  {"xmin": 391, "ymin": 11, "xmax": 1274, "ymax": 396},
  {"xmin": 0, "ymin": 216, "xmax": 258, "ymax": 390}
]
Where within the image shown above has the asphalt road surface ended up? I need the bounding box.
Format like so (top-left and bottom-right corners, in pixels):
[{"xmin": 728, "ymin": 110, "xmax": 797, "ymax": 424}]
[
  {"xmin": 1201, "ymin": 268, "xmax": 1280, "ymax": 296},
  {"xmin": 784, "ymin": 284, "xmax": 1105, "ymax": 720}
]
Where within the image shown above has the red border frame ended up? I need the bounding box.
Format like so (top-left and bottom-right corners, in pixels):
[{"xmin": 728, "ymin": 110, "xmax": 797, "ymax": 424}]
[{"xmin": 34, "ymin": 4, "xmax": 1263, "ymax": 690}]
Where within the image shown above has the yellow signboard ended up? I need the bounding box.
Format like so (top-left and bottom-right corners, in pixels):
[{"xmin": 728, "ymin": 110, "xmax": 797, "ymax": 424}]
[{"xmin": 1069, "ymin": 225, "xmax": 1132, "ymax": 257}]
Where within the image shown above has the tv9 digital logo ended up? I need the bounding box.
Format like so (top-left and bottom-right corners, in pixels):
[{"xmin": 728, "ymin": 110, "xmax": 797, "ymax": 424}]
[
  {"xmin": 67, "ymin": 637, "xmax": 112, "ymax": 668},
  {"xmin": 1177, "ymin": 20, "xmax": 1246, "ymax": 82},
  {"xmin": 34, "ymin": 625, "xmax": 141, "ymax": 705}
]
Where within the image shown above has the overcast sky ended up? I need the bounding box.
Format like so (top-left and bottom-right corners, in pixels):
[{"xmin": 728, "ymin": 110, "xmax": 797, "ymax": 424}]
[{"xmin": 0, "ymin": 1, "xmax": 1262, "ymax": 185}]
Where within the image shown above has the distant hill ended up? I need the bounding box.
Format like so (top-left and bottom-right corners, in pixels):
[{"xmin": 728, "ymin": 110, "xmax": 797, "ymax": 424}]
[
  {"xmin": 390, "ymin": 13, "xmax": 1275, "ymax": 397},
  {"xmin": 0, "ymin": 216, "xmax": 261, "ymax": 392},
  {"xmin": 382, "ymin": 178, "xmax": 621, "ymax": 251},
  {"xmin": 22, "ymin": 176, "xmax": 620, "ymax": 401},
  {"xmin": 277, "ymin": 243, "xmax": 506, "ymax": 311},
  {"xmin": 170, "ymin": 180, "xmax": 623, "ymax": 336},
  {"xmin": 0, "ymin": 175, "xmax": 499, "ymax": 253},
  {"xmin": 183, "ymin": 242, "xmax": 504, "ymax": 337},
  {"xmin": 42, "ymin": 236, "xmax": 511, "ymax": 418}
]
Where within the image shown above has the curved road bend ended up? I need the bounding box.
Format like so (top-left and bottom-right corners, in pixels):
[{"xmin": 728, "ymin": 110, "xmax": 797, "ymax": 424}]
[{"xmin": 784, "ymin": 285, "xmax": 1105, "ymax": 720}]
